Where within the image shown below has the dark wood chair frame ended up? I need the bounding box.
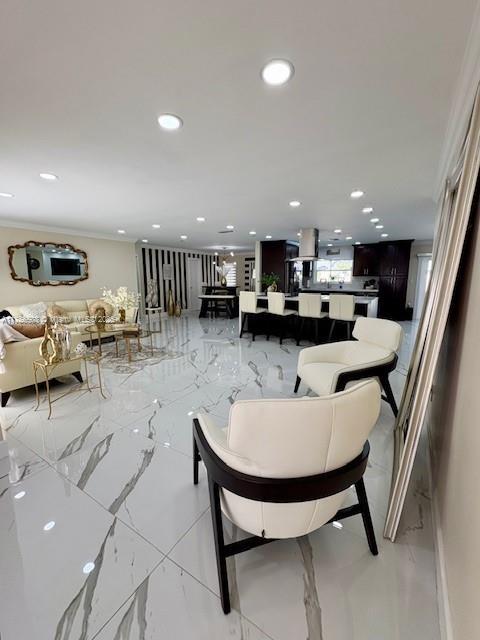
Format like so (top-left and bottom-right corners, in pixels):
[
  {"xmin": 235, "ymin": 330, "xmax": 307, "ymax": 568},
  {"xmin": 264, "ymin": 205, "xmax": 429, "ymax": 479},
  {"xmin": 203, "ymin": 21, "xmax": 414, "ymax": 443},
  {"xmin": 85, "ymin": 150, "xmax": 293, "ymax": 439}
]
[
  {"xmin": 192, "ymin": 417, "xmax": 378, "ymax": 614},
  {"xmin": 328, "ymin": 317, "xmax": 355, "ymax": 341},
  {"xmin": 265, "ymin": 312, "xmax": 297, "ymax": 345},
  {"xmin": 296, "ymin": 315, "xmax": 328, "ymax": 346},
  {"xmin": 239, "ymin": 311, "xmax": 267, "ymax": 341},
  {"xmin": 294, "ymin": 353, "xmax": 399, "ymax": 417}
]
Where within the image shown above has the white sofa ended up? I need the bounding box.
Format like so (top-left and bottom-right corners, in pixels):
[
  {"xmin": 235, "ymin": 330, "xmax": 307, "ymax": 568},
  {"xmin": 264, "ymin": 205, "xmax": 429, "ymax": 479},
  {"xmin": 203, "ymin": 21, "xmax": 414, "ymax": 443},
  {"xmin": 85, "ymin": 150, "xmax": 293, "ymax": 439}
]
[{"xmin": 0, "ymin": 299, "xmax": 138, "ymax": 406}]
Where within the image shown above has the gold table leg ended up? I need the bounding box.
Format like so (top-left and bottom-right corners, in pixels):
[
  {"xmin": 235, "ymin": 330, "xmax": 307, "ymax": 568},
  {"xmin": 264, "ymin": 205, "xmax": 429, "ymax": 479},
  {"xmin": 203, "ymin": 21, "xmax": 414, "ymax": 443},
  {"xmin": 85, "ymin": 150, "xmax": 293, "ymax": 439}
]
[
  {"xmin": 33, "ymin": 363, "xmax": 40, "ymax": 411},
  {"xmin": 45, "ymin": 373, "xmax": 52, "ymax": 420}
]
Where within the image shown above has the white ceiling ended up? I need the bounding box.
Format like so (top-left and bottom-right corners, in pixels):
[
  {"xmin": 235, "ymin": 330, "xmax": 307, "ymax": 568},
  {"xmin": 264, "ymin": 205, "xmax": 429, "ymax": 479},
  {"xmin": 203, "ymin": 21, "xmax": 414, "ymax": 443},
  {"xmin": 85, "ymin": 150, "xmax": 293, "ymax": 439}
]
[{"xmin": 0, "ymin": 0, "xmax": 477, "ymax": 251}]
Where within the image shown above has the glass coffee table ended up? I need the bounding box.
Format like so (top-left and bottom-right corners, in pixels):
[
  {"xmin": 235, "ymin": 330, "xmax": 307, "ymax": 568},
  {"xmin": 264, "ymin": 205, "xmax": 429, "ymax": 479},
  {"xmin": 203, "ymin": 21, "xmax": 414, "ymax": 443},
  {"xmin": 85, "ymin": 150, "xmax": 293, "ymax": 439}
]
[{"xmin": 84, "ymin": 323, "xmax": 139, "ymax": 355}]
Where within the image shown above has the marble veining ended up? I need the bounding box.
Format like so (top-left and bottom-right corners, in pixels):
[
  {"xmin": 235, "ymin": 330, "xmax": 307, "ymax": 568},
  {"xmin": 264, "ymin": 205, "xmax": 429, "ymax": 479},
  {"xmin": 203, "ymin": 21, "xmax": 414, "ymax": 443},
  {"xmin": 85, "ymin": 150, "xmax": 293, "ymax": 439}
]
[{"xmin": 0, "ymin": 315, "xmax": 440, "ymax": 640}]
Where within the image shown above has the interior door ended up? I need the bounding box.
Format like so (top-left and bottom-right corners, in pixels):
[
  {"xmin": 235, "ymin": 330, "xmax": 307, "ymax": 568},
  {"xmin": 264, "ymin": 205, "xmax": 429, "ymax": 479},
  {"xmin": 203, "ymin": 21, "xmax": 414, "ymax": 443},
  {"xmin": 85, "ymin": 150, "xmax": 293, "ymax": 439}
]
[{"xmin": 187, "ymin": 258, "xmax": 202, "ymax": 310}]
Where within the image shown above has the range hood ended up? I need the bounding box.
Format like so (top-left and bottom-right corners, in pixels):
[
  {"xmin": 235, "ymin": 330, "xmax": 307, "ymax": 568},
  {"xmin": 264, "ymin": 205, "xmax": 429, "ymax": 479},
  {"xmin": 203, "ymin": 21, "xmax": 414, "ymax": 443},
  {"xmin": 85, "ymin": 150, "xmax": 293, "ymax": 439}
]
[{"xmin": 292, "ymin": 228, "xmax": 319, "ymax": 261}]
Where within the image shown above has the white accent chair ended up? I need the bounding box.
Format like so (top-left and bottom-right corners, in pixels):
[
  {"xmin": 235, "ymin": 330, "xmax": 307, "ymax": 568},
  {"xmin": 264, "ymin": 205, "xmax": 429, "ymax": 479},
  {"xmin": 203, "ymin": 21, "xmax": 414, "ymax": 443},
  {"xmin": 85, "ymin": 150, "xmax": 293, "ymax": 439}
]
[
  {"xmin": 296, "ymin": 293, "xmax": 329, "ymax": 345},
  {"xmin": 193, "ymin": 379, "xmax": 381, "ymax": 613},
  {"xmin": 328, "ymin": 294, "xmax": 360, "ymax": 341},
  {"xmin": 266, "ymin": 292, "xmax": 298, "ymax": 345},
  {"xmin": 295, "ymin": 316, "xmax": 403, "ymax": 416},
  {"xmin": 239, "ymin": 292, "xmax": 266, "ymax": 341}
]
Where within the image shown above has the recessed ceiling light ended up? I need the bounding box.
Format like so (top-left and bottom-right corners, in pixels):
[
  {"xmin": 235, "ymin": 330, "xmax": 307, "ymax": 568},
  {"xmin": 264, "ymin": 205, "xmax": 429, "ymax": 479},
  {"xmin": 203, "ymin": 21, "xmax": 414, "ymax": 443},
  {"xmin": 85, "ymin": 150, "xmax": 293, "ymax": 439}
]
[
  {"xmin": 152, "ymin": 224, "xmax": 160, "ymax": 229},
  {"xmin": 297, "ymin": 232, "xmax": 301, "ymax": 237},
  {"xmin": 158, "ymin": 114, "xmax": 183, "ymax": 130},
  {"xmin": 214, "ymin": 251, "xmax": 219, "ymax": 256},
  {"xmin": 355, "ymin": 241, "xmax": 361, "ymax": 245},
  {"xmin": 350, "ymin": 190, "xmax": 364, "ymax": 199},
  {"xmin": 375, "ymin": 224, "xmax": 384, "ymax": 229},
  {"xmin": 261, "ymin": 59, "xmax": 294, "ymax": 86},
  {"xmin": 362, "ymin": 207, "xmax": 373, "ymax": 214},
  {"xmin": 381, "ymin": 233, "xmax": 389, "ymax": 237},
  {"xmin": 289, "ymin": 200, "xmax": 301, "ymax": 208},
  {"xmin": 370, "ymin": 218, "xmax": 379, "ymax": 223},
  {"xmin": 40, "ymin": 172, "xmax": 58, "ymax": 181},
  {"xmin": 226, "ymin": 224, "xmax": 234, "ymax": 230},
  {"xmin": 43, "ymin": 521, "xmax": 56, "ymax": 531},
  {"xmin": 83, "ymin": 562, "xmax": 95, "ymax": 575},
  {"xmin": 180, "ymin": 234, "xmax": 187, "ymax": 240},
  {"xmin": 117, "ymin": 229, "xmax": 126, "ymax": 234},
  {"xmin": 334, "ymin": 229, "xmax": 342, "ymax": 234},
  {"xmin": 327, "ymin": 243, "xmax": 333, "ymax": 247},
  {"xmin": 249, "ymin": 230, "xmax": 256, "ymax": 235},
  {"xmin": 230, "ymin": 251, "xmax": 234, "ymax": 257},
  {"xmin": 14, "ymin": 490, "xmax": 26, "ymax": 500},
  {"xmin": 142, "ymin": 239, "xmax": 148, "ymax": 243},
  {"xmin": 0, "ymin": 191, "xmax": 14, "ymax": 198},
  {"xmin": 265, "ymin": 235, "xmax": 272, "ymax": 239},
  {"xmin": 346, "ymin": 236, "xmax": 353, "ymax": 240},
  {"xmin": 196, "ymin": 217, "xmax": 205, "ymax": 222}
]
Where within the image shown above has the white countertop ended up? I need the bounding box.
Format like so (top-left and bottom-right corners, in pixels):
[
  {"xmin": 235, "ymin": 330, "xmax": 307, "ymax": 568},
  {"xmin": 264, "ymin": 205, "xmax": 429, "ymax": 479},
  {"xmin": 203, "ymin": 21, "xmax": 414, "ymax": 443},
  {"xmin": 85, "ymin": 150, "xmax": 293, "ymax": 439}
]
[{"xmin": 257, "ymin": 295, "xmax": 377, "ymax": 304}]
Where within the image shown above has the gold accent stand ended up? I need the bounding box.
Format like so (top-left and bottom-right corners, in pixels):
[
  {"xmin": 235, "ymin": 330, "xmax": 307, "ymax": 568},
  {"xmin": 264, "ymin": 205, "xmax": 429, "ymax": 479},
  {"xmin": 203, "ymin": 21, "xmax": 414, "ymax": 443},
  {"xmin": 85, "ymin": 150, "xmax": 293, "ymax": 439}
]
[{"xmin": 33, "ymin": 353, "xmax": 106, "ymax": 419}]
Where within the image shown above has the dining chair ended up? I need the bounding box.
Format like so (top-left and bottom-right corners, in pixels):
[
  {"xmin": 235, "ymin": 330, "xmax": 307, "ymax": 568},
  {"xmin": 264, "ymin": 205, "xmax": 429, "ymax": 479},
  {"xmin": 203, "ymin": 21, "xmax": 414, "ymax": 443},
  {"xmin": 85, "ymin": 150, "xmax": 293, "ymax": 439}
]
[
  {"xmin": 267, "ymin": 292, "xmax": 297, "ymax": 345},
  {"xmin": 239, "ymin": 291, "xmax": 266, "ymax": 340},
  {"xmin": 328, "ymin": 294, "xmax": 360, "ymax": 340},
  {"xmin": 297, "ymin": 293, "xmax": 329, "ymax": 345}
]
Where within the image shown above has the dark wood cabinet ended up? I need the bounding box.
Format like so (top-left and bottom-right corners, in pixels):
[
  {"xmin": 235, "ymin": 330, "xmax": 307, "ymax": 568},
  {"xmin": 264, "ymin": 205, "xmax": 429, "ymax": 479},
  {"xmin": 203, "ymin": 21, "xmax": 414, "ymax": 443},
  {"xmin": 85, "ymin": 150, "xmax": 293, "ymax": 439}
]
[
  {"xmin": 378, "ymin": 276, "xmax": 408, "ymax": 320},
  {"xmin": 261, "ymin": 240, "xmax": 298, "ymax": 292},
  {"xmin": 378, "ymin": 240, "xmax": 412, "ymax": 276},
  {"xmin": 353, "ymin": 244, "xmax": 379, "ymax": 276}
]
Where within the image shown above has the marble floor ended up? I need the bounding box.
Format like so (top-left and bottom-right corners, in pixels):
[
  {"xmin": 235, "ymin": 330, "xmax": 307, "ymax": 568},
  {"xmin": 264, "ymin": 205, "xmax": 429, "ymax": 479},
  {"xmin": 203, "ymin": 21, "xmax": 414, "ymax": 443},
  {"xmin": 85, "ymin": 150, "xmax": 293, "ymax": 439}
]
[{"xmin": 0, "ymin": 315, "xmax": 440, "ymax": 640}]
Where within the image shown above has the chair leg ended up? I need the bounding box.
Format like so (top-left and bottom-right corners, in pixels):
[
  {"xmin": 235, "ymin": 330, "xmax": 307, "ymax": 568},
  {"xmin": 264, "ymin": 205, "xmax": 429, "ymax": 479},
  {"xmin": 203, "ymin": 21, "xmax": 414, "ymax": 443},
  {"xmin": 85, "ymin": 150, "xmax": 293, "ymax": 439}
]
[
  {"xmin": 355, "ymin": 478, "xmax": 378, "ymax": 556},
  {"xmin": 379, "ymin": 373, "xmax": 398, "ymax": 417},
  {"xmin": 279, "ymin": 318, "xmax": 284, "ymax": 345},
  {"xmin": 328, "ymin": 320, "xmax": 336, "ymax": 341},
  {"xmin": 72, "ymin": 371, "xmax": 83, "ymax": 383},
  {"xmin": 1, "ymin": 391, "xmax": 11, "ymax": 408},
  {"xmin": 193, "ymin": 433, "xmax": 200, "ymax": 485},
  {"xmin": 239, "ymin": 312, "xmax": 248, "ymax": 338},
  {"xmin": 346, "ymin": 321, "xmax": 351, "ymax": 340},
  {"xmin": 296, "ymin": 317, "xmax": 305, "ymax": 346},
  {"xmin": 208, "ymin": 478, "xmax": 231, "ymax": 614},
  {"xmin": 294, "ymin": 375, "xmax": 301, "ymax": 393}
]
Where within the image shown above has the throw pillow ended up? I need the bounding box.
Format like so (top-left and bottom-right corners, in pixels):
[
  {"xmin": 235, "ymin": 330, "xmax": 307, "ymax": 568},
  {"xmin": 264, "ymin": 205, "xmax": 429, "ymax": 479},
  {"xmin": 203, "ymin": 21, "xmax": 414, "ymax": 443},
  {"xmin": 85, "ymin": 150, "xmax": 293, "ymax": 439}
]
[
  {"xmin": 18, "ymin": 301, "xmax": 47, "ymax": 323},
  {"xmin": 0, "ymin": 310, "xmax": 12, "ymax": 319},
  {"xmin": 13, "ymin": 323, "xmax": 46, "ymax": 339},
  {"xmin": 88, "ymin": 299, "xmax": 114, "ymax": 317},
  {"xmin": 47, "ymin": 304, "xmax": 72, "ymax": 324}
]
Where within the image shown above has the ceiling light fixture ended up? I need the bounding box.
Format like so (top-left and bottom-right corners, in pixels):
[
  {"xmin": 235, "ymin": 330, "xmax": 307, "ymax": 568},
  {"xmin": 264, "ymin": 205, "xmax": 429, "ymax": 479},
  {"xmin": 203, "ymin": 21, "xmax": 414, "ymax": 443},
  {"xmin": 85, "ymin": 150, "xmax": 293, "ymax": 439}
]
[
  {"xmin": 289, "ymin": 200, "xmax": 301, "ymax": 208},
  {"xmin": 226, "ymin": 224, "xmax": 234, "ymax": 230},
  {"xmin": 83, "ymin": 562, "xmax": 95, "ymax": 575},
  {"xmin": 152, "ymin": 224, "xmax": 160, "ymax": 229},
  {"xmin": 230, "ymin": 251, "xmax": 234, "ymax": 257},
  {"xmin": 327, "ymin": 243, "xmax": 333, "ymax": 247},
  {"xmin": 381, "ymin": 233, "xmax": 389, "ymax": 237},
  {"xmin": 297, "ymin": 232, "xmax": 301, "ymax": 237},
  {"xmin": 362, "ymin": 207, "xmax": 373, "ymax": 214},
  {"xmin": 249, "ymin": 230, "xmax": 256, "ymax": 235},
  {"xmin": 117, "ymin": 229, "xmax": 126, "ymax": 234},
  {"xmin": 370, "ymin": 218, "xmax": 379, "ymax": 223},
  {"xmin": 158, "ymin": 114, "xmax": 183, "ymax": 130},
  {"xmin": 375, "ymin": 224, "xmax": 384, "ymax": 229},
  {"xmin": 142, "ymin": 239, "xmax": 148, "ymax": 243},
  {"xmin": 265, "ymin": 235, "xmax": 272, "ymax": 239},
  {"xmin": 334, "ymin": 229, "xmax": 342, "ymax": 234},
  {"xmin": 0, "ymin": 191, "xmax": 14, "ymax": 198},
  {"xmin": 350, "ymin": 190, "xmax": 364, "ymax": 199},
  {"xmin": 214, "ymin": 251, "xmax": 219, "ymax": 256},
  {"xmin": 40, "ymin": 172, "xmax": 58, "ymax": 181},
  {"xmin": 43, "ymin": 521, "xmax": 56, "ymax": 532},
  {"xmin": 346, "ymin": 236, "xmax": 353, "ymax": 240},
  {"xmin": 261, "ymin": 59, "xmax": 294, "ymax": 86},
  {"xmin": 196, "ymin": 217, "xmax": 205, "ymax": 222},
  {"xmin": 14, "ymin": 490, "xmax": 26, "ymax": 500},
  {"xmin": 355, "ymin": 241, "xmax": 361, "ymax": 245},
  {"xmin": 180, "ymin": 234, "xmax": 187, "ymax": 240}
]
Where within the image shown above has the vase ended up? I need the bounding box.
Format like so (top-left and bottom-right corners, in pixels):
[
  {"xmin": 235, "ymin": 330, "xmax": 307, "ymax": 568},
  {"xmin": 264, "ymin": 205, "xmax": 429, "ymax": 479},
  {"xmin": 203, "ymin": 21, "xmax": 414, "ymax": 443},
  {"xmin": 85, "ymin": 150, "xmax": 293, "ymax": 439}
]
[
  {"xmin": 221, "ymin": 275, "xmax": 227, "ymax": 287},
  {"xmin": 95, "ymin": 306, "xmax": 106, "ymax": 330},
  {"xmin": 118, "ymin": 308, "xmax": 126, "ymax": 323},
  {"xmin": 39, "ymin": 318, "xmax": 60, "ymax": 364},
  {"xmin": 174, "ymin": 301, "xmax": 182, "ymax": 317},
  {"xmin": 167, "ymin": 289, "xmax": 175, "ymax": 316}
]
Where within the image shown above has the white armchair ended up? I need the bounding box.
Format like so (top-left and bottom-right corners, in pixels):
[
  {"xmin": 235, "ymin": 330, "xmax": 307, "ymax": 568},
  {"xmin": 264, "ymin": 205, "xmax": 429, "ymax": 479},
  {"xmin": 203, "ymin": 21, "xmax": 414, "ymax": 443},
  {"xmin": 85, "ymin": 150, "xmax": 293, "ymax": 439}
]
[
  {"xmin": 193, "ymin": 379, "xmax": 381, "ymax": 613},
  {"xmin": 295, "ymin": 316, "xmax": 403, "ymax": 415}
]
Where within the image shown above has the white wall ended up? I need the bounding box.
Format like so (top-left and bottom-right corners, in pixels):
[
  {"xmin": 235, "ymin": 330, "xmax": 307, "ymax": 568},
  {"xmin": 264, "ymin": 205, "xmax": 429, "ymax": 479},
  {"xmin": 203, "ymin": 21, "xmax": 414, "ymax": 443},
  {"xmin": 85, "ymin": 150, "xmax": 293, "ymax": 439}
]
[{"xmin": 0, "ymin": 225, "xmax": 138, "ymax": 306}]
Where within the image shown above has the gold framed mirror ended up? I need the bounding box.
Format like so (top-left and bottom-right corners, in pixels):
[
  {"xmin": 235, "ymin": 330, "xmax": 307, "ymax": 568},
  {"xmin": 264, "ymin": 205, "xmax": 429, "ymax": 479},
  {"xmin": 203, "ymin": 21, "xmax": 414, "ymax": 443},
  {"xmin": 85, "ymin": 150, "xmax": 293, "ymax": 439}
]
[{"xmin": 8, "ymin": 241, "xmax": 88, "ymax": 287}]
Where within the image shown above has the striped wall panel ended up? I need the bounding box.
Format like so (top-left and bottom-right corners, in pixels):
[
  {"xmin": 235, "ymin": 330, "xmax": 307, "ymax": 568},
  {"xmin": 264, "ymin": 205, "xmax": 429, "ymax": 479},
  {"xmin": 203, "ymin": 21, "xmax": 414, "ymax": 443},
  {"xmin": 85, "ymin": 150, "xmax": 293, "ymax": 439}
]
[
  {"xmin": 245, "ymin": 256, "xmax": 255, "ymax": 290},
  {"xmin": 141, "ymin": 246, "xmax": 218, "ymax": 310}
]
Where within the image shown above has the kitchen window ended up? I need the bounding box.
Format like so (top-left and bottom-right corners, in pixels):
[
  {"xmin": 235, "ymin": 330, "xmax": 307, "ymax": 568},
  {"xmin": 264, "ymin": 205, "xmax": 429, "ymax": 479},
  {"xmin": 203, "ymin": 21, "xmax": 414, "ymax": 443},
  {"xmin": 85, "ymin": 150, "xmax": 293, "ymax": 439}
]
[{"xmin": 315, "ymin": 258, "xmax": 353, "ymax": 284}]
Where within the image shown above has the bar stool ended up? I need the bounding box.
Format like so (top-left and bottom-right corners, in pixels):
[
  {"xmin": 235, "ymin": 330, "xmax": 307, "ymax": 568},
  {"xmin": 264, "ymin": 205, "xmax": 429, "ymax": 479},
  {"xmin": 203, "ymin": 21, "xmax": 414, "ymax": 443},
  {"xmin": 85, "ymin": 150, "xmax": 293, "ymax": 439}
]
[
  {"xmin": 267, "ymin": 292, "xmax": 298, "ymax": 345},
  {"xmin": 297, "ymin": 293, "xmax": 329, "ymax": 345},
  {"xmin": 328, "ymin": 294, "xmax": 360, "ymax": 341},
  {"xmin": 239, "ymin": 292, "xmax": 266, "ymax": 340}
]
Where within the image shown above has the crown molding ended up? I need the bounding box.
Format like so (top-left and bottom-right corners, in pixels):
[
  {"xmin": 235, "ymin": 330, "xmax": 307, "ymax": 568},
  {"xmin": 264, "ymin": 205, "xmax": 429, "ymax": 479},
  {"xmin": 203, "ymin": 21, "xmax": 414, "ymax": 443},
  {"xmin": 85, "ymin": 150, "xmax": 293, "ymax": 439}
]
[
  {"xmin": 0, "ymin": 219, "xmax": 135, "ymax": 243},
  {"xmin": 435, "ymin": 1, "xmax": 480, "ymax": 200}
]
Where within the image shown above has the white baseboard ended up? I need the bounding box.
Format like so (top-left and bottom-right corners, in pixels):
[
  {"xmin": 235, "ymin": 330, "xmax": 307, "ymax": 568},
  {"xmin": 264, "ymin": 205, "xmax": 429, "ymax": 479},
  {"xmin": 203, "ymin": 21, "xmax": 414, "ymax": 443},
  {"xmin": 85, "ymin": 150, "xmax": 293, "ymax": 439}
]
[{"xmin": 426, "ymin": 425, "xmax": 454, "ymax": 640}]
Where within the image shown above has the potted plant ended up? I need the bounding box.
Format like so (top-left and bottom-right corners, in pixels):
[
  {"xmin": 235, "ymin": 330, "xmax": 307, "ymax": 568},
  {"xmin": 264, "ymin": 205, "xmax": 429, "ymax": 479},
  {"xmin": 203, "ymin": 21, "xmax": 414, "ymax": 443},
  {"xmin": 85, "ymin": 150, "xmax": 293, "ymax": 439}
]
[{"xmin": 262, "ymin": 272, "xmax": 280, "ymax": 293}]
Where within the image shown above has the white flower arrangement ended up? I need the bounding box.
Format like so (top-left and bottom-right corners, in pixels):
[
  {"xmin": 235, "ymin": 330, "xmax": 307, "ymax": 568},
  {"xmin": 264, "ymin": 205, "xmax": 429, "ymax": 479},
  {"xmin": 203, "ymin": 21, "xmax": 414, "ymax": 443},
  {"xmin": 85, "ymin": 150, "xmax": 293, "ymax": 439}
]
[{"xmin": 101, "ymin": 286, "xmax": 139, "ymax": 310}]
